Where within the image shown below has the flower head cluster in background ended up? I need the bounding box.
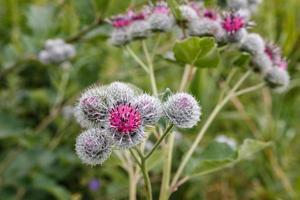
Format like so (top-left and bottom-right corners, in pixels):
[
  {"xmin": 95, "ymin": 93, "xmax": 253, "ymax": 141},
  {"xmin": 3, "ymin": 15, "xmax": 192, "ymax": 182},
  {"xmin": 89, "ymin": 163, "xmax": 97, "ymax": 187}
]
[
  {"xmin": 108, "ymin": 0, "xmax": 290, "ymax": 93},
  {"xmin": 74, "ymin": 82, "xmax": 201, "ymax": 166},
  {"xmin": 38, "ymin": 38, "xmax": 76, "ymax": 64}
]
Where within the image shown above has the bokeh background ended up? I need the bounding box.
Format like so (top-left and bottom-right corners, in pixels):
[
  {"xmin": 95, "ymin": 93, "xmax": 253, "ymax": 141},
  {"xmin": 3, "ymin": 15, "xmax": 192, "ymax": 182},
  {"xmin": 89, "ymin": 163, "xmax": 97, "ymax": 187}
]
[{"xmin": 0, "ymin": 0, "xmax": 299, "ymax": 199}]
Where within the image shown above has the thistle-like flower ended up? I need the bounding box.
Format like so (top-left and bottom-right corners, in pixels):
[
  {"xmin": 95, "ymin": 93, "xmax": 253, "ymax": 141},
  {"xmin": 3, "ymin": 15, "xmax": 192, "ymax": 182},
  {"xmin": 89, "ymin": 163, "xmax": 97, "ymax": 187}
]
[
  {"xmin": 251, "ymin": 54, "xmax": 272, "ymax": 75},
  {"xmin": 148, "ymin": 2, "xmax": 175, "ymax": 32},
  {"xmin": 164, "ymin": 93, "xmax": 201, "ymax": 128},
  {"xmin": 75, "ymin": 85, "xmax": 112, "ymax": 129},
  {"xmin": 264, "ymin": 42, "xmax": 288, "ymax": 70},
  {"xmin": 179, "ymin": 4, "xmax": 199, "ymax": 21},
  {"xmin": 128, "ymin": 10, "xmax": 152, "ymax": 39},
  {"xmin": 110, "ymin": 15, "xmax": 132, "ymax": 46},
  {"xmin": 133, "ymin": 94, "xmax": 163, "ymax": 125},
  {"xmin": 222, "ymin": 12, "xmax": 248, "ymax": 42},
  {"xmin": 188, "ymin": 9, "xmax": 225, "ymax": 42},
  {"xmin": 38, "ymin": 38, "xmax": 76, "ymax": 64},
  {"xmin": 75, "ymin": 82, "xmax": 163, "ymax": 149},
  {"xmin": 240, "ymin": 33, "xmax": 265, "ymax": 55},
  {"xmin": 265, "ymin": 67, "xmax": 290, "ymax": 93},
  {"xmin": 75, "ymin": 128, "xmax": 113, "ymax": 166}
]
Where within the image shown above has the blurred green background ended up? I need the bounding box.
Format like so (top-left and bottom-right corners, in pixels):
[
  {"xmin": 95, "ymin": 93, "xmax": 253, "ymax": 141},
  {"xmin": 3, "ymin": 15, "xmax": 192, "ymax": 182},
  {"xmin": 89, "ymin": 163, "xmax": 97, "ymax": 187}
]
[{"xmin": 0, "ymin": 0, "xmax": 299, "ymax": 199}]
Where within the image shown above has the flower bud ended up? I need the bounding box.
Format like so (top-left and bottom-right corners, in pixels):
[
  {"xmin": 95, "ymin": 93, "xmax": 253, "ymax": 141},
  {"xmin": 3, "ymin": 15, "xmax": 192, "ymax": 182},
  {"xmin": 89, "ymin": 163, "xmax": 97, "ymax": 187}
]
[
  {"xmin": 148, "ymin": 2, "xmax": 175, "ymax": 32},
  {"xmin": 265, "ymin": 67, "xmax": 290, "ymax": 93},
  {"xmin": 134, "ymin": 94, "xmax": 163, "ymax": 125},
  {"xmin": 164, "ymin": 93, "xmax": 201, "ymax": 128},
  {"xmin": 75, "ymin": 86, "xmax": 112, "ymax": 129},
  {"xmin": 75, "ymin": 128, "xmax": 113, "ymax": 166},
  {"xmin": 240, "ymin": 33, "xmax": 265, "ymax": 55}
]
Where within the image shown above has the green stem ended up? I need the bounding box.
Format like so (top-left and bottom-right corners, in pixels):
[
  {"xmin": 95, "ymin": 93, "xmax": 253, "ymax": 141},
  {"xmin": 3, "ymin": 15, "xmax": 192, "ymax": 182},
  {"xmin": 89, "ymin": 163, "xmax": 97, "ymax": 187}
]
[
  {"xmin": 159, "ymin": 133, "xmax": 175, "ymax": 200},
  {"xmin": 235, "ymin": 82, "xmax": 265, "ymax": 96},
  {"xmin": 125, "ymin": 46, "xmax": 150, "ymax": 73},
  {"xmin": 130, "ymin": 148, "xmax": 153, "ymax": 200},
  {"xmin": 141, "ymin": 160, "xmax": 153, "ymax": 200},
  {"xmin": 170, "ymin": 70, "xmax": 252, "ymax": 192},
  {"xmin": 142, "ymin": 41, "xmax": 158, "ymax": 96},
  {"xmin": 159, "ymin": 65, "xmax": 194, "ymax": 200},
  {"xmin": 145, "ymin": 124, "xmax": 174, "ymax": 160},
  {"xmin": 65, "ymin": 17, "xmax": 104, "ymax": 43},
  {"xmin": 129, "ymin": 149, "xmax": 142, "ymax": 168}
]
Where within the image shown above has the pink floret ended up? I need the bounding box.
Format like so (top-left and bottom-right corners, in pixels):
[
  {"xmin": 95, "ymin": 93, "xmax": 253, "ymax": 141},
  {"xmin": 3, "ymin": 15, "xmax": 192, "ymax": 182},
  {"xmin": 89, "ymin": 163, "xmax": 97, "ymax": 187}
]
[
  {"xmin": 109, "ymin": 104, "xmax": 141, "ymax": 134},
  {"xmin": 222, "ymin": 14, "xmax": 245, "ymax": 32}
]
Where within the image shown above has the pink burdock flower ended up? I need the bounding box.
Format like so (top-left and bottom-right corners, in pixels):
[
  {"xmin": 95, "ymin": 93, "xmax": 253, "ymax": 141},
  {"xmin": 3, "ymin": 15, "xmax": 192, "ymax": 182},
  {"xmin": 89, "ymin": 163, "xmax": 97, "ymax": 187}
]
[
  {"xmin": 179, "ymin": 3, "xmax": 200, "ymax": 21},
  {"xmin": 128, "ymin": 9, "xmax": 152, "ymax": 39},
  {"xmin": 110, "ymin": 15, "xmax": 132, "ymax": 46},
  {"xmin": 222, "ymin": 12, "xmax": 248, "ymax": 42},
  {"xmin": 148, "ymin": 2, "xmax": 175, "ymax": 32},
  {"xmin": 164, "ymin": 93, "xmax": 201, "ymax": 128},
  {"xmin": 188, "ymin": 9, "xmax": 225, "ymax": 42},
  {"xmin": 75, "ymin": 82, "xmax": 163, "ymax": 149},
  {"xmin": 263, "ymin": 42, "xmax": 290, "ymax": 92},
  {"xmin": 108, "ymin": 102, "xmax": 145, "ymax": 148},
  {"xmin": 222, "ymin": 13, "xmax": 245, "ymax": 32},
  {"xmin": 264, "ymin": 42, "xmax": 288, "ymax": 70}
]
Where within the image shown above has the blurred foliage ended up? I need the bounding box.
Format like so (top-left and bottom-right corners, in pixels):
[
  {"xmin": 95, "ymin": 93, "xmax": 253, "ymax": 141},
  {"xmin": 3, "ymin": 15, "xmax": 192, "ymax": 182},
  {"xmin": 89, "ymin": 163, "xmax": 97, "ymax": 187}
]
[{"xmin": 0, "ymin": 0, "xmax": 300, "ymax": 199}]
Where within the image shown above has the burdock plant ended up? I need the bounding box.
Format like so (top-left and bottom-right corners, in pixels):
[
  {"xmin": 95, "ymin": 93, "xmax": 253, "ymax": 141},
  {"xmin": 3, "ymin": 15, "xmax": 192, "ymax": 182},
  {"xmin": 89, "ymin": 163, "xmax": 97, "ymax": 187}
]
[{"xmin": 64, "ymin": 0, "xmax": 293, "ymax": 199}]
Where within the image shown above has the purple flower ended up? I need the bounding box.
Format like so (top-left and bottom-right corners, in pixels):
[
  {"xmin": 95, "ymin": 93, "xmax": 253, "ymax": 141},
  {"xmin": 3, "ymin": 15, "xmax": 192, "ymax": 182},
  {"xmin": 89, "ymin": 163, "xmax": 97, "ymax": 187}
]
[{"xmin": 89, "ymin": 179, "xmax": 101, "ymax": 191}]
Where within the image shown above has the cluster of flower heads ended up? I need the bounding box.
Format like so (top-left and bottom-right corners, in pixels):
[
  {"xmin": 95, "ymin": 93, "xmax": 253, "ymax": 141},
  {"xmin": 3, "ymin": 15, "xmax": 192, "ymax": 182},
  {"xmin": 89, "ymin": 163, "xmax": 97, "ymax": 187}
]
[
  {"xmin": 109, "ymin": 1, "xmax": 259, "ymax": 46},
  {"xmin": 241, "ymin": 34, "xmax": 290, "ymax": 92},
  {"xmin": 74, "ymin": 82, "xmax": 201, "ymax": 166},
  {"xmin": 38, "ymin": 38, "xmax": 76, "ymax": 64},
  {"xmin": 109, "ymin": 0, "xmax": 290, "ymax": 93}
]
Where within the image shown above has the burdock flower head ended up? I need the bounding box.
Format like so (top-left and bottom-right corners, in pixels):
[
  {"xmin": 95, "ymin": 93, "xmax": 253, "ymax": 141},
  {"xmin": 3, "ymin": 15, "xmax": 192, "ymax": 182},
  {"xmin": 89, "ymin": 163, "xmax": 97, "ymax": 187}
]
[
  {"xmin": 222, "ymin": 11, "xmax": 248, "ymax": 42},
  {"xmin": 164, "ymin": 92, "xmax": 201, "ymax": 128},
  {"xmin": 75, "ymin": 128, "xmax": 113, "ymax": 166},
  {"xmin": 262, "ymin": 42, "xmax": 290, "ymax": 92},
  {"xmin": 265, "ymin": 67, "xmax": 290, "ymax": 93},
  {"xmin": 38, "ymin": 38, "xmax": 76, "ymax": 64},
  {"xmin": 75, "ymin": 82, "xmax": 163, "ymax": 149},
  {"xmin": 179, "ymin": 3, "xmax": 201, "ymax": 22},
  {"xmin": 128, "ymin": 9, "xmax": 152, "ymax": 39},
  {"xmin": 148, "ymin": 1, "xmax": 175, "ymax": 32},
  {"xmin": 264, "ymin": 42, "xmax": 288, "ymax": 70},
  {"xmin": 240, "ymin": 33, "xmax": 265, "ymax": 55},
  {"xmin": 110, "ymin": 14, "xmax": 132, "ymax": 46},
  {"xmin": 188, "ymin": 9, "xmax": 225, "ymax": 42}
]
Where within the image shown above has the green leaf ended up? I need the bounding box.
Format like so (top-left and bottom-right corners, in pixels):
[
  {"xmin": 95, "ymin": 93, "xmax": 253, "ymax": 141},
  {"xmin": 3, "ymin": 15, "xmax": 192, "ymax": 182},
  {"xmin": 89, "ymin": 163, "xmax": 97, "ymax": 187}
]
[
  {"xmin": 173, "ymin": 37, "xmax": 220, "ymax": 68},
  {"xmin": 187, "ymin": 139, "xmax": 271, "ymax": 177},
  {"xmin": 237, "ymin": 139, "xmax": 272, "ymax": 160},
  {"xmin": 32, "ymin": 173, "xmax": 71, "ymax": 200}
]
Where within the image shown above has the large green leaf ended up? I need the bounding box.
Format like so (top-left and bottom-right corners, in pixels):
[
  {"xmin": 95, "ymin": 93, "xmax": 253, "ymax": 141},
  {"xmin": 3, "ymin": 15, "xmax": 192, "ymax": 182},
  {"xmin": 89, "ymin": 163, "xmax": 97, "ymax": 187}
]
[
  {"xmin": 173, "ymin": 37, "xmax": 220, "ymax": 68},
  {"xmin": 187, "ymin": 139, "xmax": 271, "ymax": 177}
]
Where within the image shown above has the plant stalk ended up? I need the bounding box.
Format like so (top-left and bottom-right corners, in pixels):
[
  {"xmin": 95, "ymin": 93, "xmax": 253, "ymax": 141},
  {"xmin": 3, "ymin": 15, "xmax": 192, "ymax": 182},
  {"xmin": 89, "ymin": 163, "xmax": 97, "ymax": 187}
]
[{"xmin": 170, "ymin": 70, "xmax": 252, "ymax": 192}]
